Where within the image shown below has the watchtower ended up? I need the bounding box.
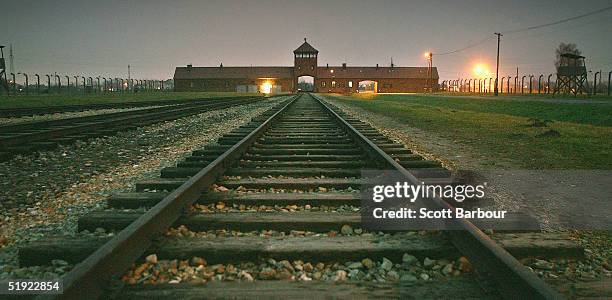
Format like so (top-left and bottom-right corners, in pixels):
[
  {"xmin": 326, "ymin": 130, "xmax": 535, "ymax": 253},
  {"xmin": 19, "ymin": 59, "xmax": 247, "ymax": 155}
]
[
  {"xmin": 293, "ymin": 38, "xmax": 318, "ymax": 91},
  {"xmin": 553, "ymin": 53, "xmax": 589, "ymax": 96}
]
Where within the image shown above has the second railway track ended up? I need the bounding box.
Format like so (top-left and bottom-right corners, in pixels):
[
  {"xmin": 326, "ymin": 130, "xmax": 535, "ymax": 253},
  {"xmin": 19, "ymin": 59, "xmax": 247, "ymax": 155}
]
[
  {"xmin": 17, "ymin": 93, "xmax": 579, "ymax": 299},
  {"xmin": 0, "ymin": 96, "xmax": 263, "ymax": 160}
]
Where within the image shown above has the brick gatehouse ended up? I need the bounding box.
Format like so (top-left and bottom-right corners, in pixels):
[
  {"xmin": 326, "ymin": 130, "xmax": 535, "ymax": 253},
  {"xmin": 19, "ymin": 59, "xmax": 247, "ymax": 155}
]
[{"xmin": 174, "ymin": 39, "xmax": 438, "ymax": 93}]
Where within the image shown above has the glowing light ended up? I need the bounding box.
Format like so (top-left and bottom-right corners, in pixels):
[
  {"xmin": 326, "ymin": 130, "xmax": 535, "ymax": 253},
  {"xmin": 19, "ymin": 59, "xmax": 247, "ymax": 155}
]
[
  {"xmin": 472, "ymin": 63, "xmax": 491, "ymax": 78},
  {"xmin": 424, "ymin": 52, "xmax": 432, "ymax": 59},
  {"xmin": 261, "ymin": 82, "xmax": 272, "ymax": 94}
]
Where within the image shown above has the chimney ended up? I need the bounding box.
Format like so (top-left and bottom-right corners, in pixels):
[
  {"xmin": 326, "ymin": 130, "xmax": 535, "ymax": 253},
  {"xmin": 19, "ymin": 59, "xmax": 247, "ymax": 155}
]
[
  {"xmin": 376, "ymin": 64, "xmax": 379, "ymax": 69},
  {"xmin": 187, "ymin": 64, "xmax": 192, "ymax": 71},
  {"xmin": 220, "ymin": 63, "xmax": 223, "ymax": 68},
  {"xmin": 342, "ymin": 63, "xmax": 347, "ymax": 70},
  {"xmin": 326, "ymin": 63, "xmax": 329, "ymax": 69}
]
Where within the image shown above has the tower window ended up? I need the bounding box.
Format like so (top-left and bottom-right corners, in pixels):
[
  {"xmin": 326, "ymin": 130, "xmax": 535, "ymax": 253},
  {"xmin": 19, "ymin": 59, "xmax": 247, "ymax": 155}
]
[
  {"xmin": 348, "ymin": 81, "xmax": 353, "ymax": 88},
  {"xmin": 331, "ymin": 81, "xmax": 336, "ymax": 88},
  {"xmin": 321, "ymin": 81, "xmax": 326, "ymax": 87}
]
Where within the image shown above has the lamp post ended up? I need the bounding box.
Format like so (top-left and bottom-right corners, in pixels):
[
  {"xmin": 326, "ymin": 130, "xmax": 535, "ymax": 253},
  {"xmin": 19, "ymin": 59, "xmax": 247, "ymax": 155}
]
[
  {"xmin": 34, "ymin": 74, "xmax": 40, "ymax": 94},
  {"xmin": 74, "ymin": 76, "xmax": 79, "ymax": 93},
  {"xmin": 88, "ymin": 77, "xmax": 93, "ymax": 94},
  {"xmin": 521, "ymin": 76, "xmax": 526, "ymax": 94},
  {"xmin": 424, "ymin": 52, "xmax": 433, "ymax": 93},
  {"xmin": 528, "ymin": 75, "xmax": 534, "ymax": 94},
  {"xmin": 501, "ymin": 77, "xmax": 505, "ymax": 94},
  {"xmin": 494, "ymin": 33, "xmax": 502, "ymax": 96},
  {"xmin": 81, "ymin": 76, "xmax": 86, "ymax": 94},
  {"xmin": 96, "ymin": 77, "xmax": 101, "ymax": 93},
  {"xmin": 103, "ymin": 77, "xmax": 107, "ymax": 92},
  {"xmin": 18, "ymin": 73, "xmax": 28, "ymax": 95}
]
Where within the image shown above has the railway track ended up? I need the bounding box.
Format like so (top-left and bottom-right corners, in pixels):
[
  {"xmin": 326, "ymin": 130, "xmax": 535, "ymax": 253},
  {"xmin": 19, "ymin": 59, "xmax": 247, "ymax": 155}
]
[
  {"xmin": 0, "ymin": 97, "xmax": 242, "ymax": 118},
  {"xmin": 17, "ymin": 93, "xmax": 580, "ymax": 299},
  {"xmin": 0, "ymin": 96, "xmax": 263, "ymax": 160}
]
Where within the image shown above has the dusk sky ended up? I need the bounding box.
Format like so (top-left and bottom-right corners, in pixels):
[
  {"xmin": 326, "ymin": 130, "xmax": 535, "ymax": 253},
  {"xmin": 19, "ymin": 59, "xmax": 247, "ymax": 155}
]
[{"xmin": 2, "ymin": 0, "xmax": 611, "ymax": 81}]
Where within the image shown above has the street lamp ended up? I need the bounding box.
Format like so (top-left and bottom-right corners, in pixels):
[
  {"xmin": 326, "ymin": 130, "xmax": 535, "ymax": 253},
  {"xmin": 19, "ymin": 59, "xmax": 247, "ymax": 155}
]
[
  {"xmin": 424, "ymin": 52, "xmax": 433, "ymax": 93},
  {"xmin": 74, "ymin": 76, "xmax": 79, "ymax": 92},
  {"xmin": 81, "ymin": 76, "xmax": 86, "ymax": 94}
]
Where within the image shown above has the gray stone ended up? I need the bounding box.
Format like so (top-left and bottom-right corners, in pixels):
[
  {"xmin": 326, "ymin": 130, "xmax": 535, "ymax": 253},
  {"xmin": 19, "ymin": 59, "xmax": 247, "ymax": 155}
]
[
  {"xmin": 347, "ymin": 262, "xmax": 363, "ymax": 269},
  {"xmin": 423, "ymin": 257, "xmax": 435, "ymax": 269},
  {"xmin": 442, "ymin": 264, "xmax": 453, "ymax": 275},
  {"xmin": 381, "ymin": 257, "xmax": 393, "ymax": 271},
  {"xmin": 402, "ymin": 253, "xmax": 418, "ymax": 265},
  {"xmin": 361, "ymin": 258, "xmax": 375, "ymax": 269},
  {"xmin": 386, "ymin": 270, "xmax": 399, "ymax": 281}
]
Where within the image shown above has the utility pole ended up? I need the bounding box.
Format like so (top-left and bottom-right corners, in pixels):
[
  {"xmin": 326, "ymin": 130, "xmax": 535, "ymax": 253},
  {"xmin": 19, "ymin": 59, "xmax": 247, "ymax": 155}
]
[
  {"xmin": 128, "ymin": 64, "xmax": 131, "ymax": 91},
  {"xmin": 9, "ymin": 44, "xmax": 14, "ymax": 75},
  {"xmin": 494, "ymin": 33, "xmax": 502, "ymax": 96}
]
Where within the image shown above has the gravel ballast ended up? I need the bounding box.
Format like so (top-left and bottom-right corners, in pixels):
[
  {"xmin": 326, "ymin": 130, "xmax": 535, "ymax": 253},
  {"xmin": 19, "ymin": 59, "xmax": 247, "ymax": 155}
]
[
  {"xmin": 0, "ymin": 96, "xmax": 289, "ymax": 279},
  {"xmin": 0, "ymin": 105, "xmax": 170, "ymax": 126}
]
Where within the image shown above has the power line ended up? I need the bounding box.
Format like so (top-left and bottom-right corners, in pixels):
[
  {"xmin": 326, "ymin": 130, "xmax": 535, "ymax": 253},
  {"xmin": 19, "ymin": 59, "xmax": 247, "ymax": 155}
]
[
  {"xmin": 502, "ymin": 5, "xmax": 612, "ymax": 34},
  {"xmin": 432, "ymin": 5, "xmax": 612, "ymax": 56},
  {"xmin": 433, "ymin": 36, "xmax": 494, "ymax": 56}
]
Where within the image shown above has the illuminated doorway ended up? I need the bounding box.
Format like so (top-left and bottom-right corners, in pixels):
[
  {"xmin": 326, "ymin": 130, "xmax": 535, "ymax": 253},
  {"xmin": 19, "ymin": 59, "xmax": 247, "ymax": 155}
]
[
  {"xmin": 358, "ymin": 80, "xmax": 378, "ymax": 93},
  {"xmin": 297, "ymin": 75, "xmax": 314, "ymax": 92}
]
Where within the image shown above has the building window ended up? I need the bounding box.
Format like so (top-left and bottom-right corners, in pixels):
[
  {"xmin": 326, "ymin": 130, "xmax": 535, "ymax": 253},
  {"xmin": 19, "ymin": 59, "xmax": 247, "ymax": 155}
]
[
  {"xmin": 321, "ymin": 81, "xmax": 326, "ymax": 87},
  {"xmin": 348, "ymin": 81, "xmax": 353, "ymax": 88},
  {"xmin": 331, "ymin": 81, "xmax": 336, "ymax": 88},
  {"xmin": 310, "ymin": 66, "xmax": 314, "ymax": 70},
  {"xmin": 298, "ymin": 66, "xmax": 301, "ymax": 70},
  {"xmin": 189, "ymin": 82, "xmax": 194, "ymax": 88}
]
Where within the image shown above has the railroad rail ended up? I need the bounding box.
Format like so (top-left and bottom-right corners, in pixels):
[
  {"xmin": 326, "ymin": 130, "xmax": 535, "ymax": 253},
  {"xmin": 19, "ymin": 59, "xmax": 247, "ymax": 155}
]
[
  {"xmin": 17, "ymin": 93, "xmax": 574, "ymax": 299},
  {"xmin": 0, "ymin": 96, "xmax": 263, "ymax": 160},
  {"xmin": 0, "ymin": 97, "xmax": 247, "ymax": 118}
]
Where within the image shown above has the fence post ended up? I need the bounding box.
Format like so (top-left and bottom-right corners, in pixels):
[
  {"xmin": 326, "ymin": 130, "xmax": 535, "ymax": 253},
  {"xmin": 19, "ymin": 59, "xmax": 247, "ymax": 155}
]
[{"xmin": 538, "ymin": 75, "xmax": 543, "ymax": 94}]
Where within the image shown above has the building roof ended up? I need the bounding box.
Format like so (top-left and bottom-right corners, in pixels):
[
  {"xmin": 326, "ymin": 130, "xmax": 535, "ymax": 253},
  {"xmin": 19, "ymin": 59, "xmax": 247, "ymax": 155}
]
[
  {"xmin": 293, "ymin": 39, "xmax": 319, "ymax": 54},
  {"xmin": 174, "ymin": 66, "xmax": 294, "ymax": 80},
  {"xmin": 317, "ymin": 66, "xmax": 438, "ymax": 79}
]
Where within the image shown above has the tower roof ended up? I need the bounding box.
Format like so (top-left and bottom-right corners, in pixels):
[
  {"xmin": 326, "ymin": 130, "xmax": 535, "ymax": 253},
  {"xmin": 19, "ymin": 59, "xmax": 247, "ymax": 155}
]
[{"xmin": 293, "ymin": 38, "xmax": 319, "ymax": 54}]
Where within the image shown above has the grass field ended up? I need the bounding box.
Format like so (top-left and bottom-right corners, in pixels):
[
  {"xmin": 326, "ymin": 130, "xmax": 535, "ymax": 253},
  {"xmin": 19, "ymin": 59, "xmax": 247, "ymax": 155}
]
[
  {"xmin": 0, "ymin": 92, "xmax": 260, "ymax": 109},
  {"xmin": 327, "ymin": 93, "xmax": 612, "ymax": 169}
]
